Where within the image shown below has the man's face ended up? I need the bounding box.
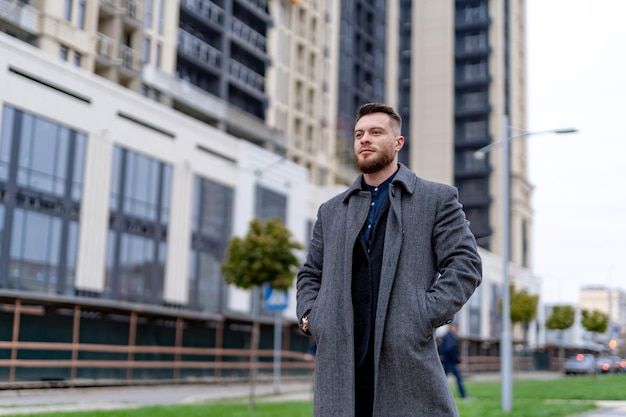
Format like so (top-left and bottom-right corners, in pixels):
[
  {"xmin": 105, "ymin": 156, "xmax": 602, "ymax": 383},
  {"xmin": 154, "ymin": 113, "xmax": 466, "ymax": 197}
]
[{"xmin": 353, "ymin": 112, "xmax": 403, "ymax": 174}]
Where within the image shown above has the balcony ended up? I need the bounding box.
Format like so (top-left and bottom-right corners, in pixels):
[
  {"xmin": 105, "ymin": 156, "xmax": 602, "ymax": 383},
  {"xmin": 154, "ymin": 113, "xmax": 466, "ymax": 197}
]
[
  {"xmin": 230, "ymin": 17, "xmax": 266, "ymax": 54},
  {"xmin": 180, "ymin": 0, "xmax": 224, "ymax": 28},
  {"xmin": 177, "ymin": 29, "xmax": 223, "ymax": 71},
  {"xmin": 0, "ymin": 0, "xmax": 39, "ymax": 38},
  {"xmin": 229, "ymin": 60, "xmax": 264, "ymax": 93}
]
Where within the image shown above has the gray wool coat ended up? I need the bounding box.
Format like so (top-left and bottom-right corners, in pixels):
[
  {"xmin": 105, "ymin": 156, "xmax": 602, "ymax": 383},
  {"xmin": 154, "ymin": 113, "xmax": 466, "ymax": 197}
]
[{"xmin": 296, "ymin": 163, "xmax": 482, "ymax": 417}]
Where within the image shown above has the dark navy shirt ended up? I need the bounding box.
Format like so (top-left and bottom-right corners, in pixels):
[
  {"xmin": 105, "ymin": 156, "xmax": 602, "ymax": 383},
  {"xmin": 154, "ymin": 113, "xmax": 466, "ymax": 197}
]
[{"xmin": 361, "ymin": 171, "xmax": 397, "ymax": 244}]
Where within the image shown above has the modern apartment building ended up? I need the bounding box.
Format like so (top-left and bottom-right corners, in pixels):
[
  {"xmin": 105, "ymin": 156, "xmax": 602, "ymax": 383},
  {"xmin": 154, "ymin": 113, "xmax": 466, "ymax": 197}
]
[
  {"xmin": 0, "ymin": 0, "xmax": 539, "ymax": 379},
  {"xmin": 0, "ymin": 31, "xmax": 311, "ymax": 381}
]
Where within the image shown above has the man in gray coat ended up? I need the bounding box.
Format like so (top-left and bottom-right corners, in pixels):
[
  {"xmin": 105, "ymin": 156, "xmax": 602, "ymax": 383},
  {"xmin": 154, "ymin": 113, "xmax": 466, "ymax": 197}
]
[{"xmin": 296, "ymin": 103, "xmax": 482, "ymax": 417}]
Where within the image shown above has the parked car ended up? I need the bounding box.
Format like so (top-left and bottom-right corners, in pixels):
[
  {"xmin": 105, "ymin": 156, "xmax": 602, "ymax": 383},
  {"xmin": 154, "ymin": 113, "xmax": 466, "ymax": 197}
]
[
  {"xmin": 596, "ymin": 356, "xmax": 624, "ymax": 374},
  {"xmin": 563, "ymin": 354, "xmax": 596, "ymax": 375}
]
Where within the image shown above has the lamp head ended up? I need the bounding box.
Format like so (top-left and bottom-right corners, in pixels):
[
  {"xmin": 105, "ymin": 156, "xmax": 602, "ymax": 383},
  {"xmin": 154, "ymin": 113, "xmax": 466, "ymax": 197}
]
[
  {"xmin": 554, "ymin": 128, "xmax": 578, "ymax": 134},
  {"xmin": 473, "ymin": 151, "xmax": 486, "ymax": 160}
]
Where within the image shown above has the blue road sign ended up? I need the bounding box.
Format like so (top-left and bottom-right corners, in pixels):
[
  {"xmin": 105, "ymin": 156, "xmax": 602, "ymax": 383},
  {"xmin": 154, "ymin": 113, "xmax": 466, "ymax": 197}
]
[{"xmin": 264, "ymin": 286, "xmax": 288, "ymax": 311}]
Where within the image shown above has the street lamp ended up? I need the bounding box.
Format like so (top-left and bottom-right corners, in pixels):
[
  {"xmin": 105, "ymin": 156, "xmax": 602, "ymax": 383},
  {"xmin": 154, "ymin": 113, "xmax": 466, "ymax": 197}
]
[{"xmin": 474, "ymin": 115, "xmax": 577, "ymax": 412}]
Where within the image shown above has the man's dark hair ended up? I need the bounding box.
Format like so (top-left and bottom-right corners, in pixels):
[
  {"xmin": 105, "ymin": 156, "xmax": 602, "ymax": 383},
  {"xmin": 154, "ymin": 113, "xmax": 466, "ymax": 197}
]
[{"xmin": 356, "ymin": 103, "xmax": 402, "ymax": 135}]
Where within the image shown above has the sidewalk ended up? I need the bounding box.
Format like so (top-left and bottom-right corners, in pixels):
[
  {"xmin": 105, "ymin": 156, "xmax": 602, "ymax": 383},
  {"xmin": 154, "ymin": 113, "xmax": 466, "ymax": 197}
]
[
  {"xmin": 574, "ymin": 401, "xmax": 626, "ymax": 417},
  {"xmin": 0, "ymin": 375, "xmax": 625, "ymax": 416},
  {"xmin": 0, "ymin": 379, "xmax": 314, "ymax": 416}
]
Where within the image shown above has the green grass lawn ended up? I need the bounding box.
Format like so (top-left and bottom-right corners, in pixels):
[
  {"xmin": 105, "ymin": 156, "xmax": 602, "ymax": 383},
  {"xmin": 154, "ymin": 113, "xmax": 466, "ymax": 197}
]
[{"xmin": 2, "ymin": 374, "xmax": 624, "ymax": 417}]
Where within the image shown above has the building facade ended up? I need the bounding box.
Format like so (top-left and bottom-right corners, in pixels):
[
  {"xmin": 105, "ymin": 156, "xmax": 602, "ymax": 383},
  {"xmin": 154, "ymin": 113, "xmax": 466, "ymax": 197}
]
[{"xmin": 0, "ymin": 0, "xmax": 544, "ymax": 380}]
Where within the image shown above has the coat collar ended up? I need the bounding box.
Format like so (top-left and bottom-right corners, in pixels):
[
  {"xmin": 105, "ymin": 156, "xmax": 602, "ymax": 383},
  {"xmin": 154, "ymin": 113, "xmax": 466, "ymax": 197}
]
[{"xmin": 342, "ymin": 163, "xmax": 416, "ymax": 203}]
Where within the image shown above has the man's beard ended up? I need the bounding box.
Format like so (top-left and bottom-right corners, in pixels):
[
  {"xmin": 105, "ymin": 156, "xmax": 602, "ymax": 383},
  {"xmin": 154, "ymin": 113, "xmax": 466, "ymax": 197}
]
[{"xmin": 355, "ymin": 148, "xmax": 396, "ymax": 174}]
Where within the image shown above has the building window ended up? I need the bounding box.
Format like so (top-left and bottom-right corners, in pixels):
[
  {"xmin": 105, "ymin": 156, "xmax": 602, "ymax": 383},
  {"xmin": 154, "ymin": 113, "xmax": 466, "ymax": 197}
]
[
  {"xmin": 188, "ymin": 177, "xmax": 233, "ymax": 312},
  {"xmin": 157, "ymin": 0, "xmax": 164, "ymax": 34},
  {"xmin": 144, "ymin": 0, "xmax": 153, "ymax": 28},
  {"xmin": 60, "ymin": 45, "xmax": 69, "ymax": 61},
  {"xmin": 63, "ymin": 0, "xmax": 73, "ymax": 22},
  {"xmin": 255, "ymin": 185, "xmax": 287, "ymax": 222},
  {"xmin": 143, "ymin": 36, "xmax": 151, "ymax": 64},
  {"xmin": 105, "ymin": 147, "xmax": 171, "ymax": 304},
  {"xmin": 156, "ymin": 42, "xmax": 162, "ymax": 68},
  {"xmin": 77, "ymin": 0, "xmax": 86, "ymax": 29},
  {"xmin": 0, "ymin": 105, "xmax": 86, "ymax": 295},
  {"xmin": 468, "ymin": 286, "xmax": 482, "ymax": 335},
  {"xmin": 73, "ymin": 52, "xmax": 82, "ymax": 67}
]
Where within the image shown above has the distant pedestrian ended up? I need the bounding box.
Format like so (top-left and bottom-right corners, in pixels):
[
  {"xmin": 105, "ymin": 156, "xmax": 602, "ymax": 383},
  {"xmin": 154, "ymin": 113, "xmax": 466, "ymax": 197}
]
[{"xmin": 439, "ymin": 322, "xmax": 468, "ymax": 399}]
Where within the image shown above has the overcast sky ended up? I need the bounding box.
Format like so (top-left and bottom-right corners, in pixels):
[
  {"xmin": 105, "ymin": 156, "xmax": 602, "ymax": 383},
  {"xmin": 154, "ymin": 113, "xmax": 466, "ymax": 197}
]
[{"xmin": 526, "ymin": 0, "xmax": 626, "ymax": 304}]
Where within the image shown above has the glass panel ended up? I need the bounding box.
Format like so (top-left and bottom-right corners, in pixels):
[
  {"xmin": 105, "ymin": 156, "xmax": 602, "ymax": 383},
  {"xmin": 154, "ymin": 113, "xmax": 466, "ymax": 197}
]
[
  {"xmin": 198, "ymin": 178, "xmax": 233, "ymax": 240},
  {"xmin": 118, "ymin": 233, "xmax": 154, "ymax": 302},
  {"xmin": 8, "ymin": 209, "xmax": 61, "ymax": 294},
  {"xmin": 110, "ymin": 147, "xmax": 123, "ymax": 212},
  {"xmin": 255, "ymin": 185, "xmax": 287, "ymax": 222},
  {"xmin": 104, "ymin": 230, "xmax": 116, "ymax": 297},
  {"xmin": 124, "ymin": 151, "xmax": 159, "ymax": 220},
  {"xmin": 0, "ymin": 106, "xmax": 15, "ymax": 181},
  {"xmin": 17, "ymin": 113, "xmax": 70, "ymax": 196},
  {"xmin": 0, "ymin": 205, "xmax": 4, "ymax": 257},
  {"xmin": 72, "ymin": 132, "xmax": 87, "ymax": 200},
  {"xmin": 160, "ymin": 164, "xmax": 172, "ymax": 223},
  {"xmin": 64, "ymin": 220, "xmax": 79, "ymax": 295},
  {"xmin": 196, "ymin": 251, "xmax": 222, "ymax": 312}
]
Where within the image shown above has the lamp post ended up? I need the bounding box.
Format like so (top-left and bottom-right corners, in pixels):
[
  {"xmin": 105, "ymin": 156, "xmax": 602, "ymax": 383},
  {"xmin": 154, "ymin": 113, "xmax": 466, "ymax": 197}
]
[{"xmin": 474, "ymin": 116, "xmax": 577, "ymax": 412}]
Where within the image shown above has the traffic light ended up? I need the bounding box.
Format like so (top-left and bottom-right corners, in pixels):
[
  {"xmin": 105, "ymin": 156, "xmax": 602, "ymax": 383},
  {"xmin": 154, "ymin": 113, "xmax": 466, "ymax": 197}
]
[{"xmin": 608, "ymin": 339, "xmax": 617, "ymax": 350}]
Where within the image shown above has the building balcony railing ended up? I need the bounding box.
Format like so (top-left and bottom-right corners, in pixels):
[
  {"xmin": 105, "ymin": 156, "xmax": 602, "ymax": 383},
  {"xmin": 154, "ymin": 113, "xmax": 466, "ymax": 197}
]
[
  {"xmin": 95, "ymin": 33, "xmax": 141, "ymax": 72},
  {"xmin": 229, "ymin": 60, "xmax": 264, "ymax": 92},
  {"xmin": 180, "ymin": 0, "xmax": 224, "ymax": 27},
  {"xmin": 230, "ymin": 16, "xmax": 266, "ymax": 53},
  {"xmin": 178, "ymin": 29, "xmax": 223, "ymax": 70},
  {"xmin": 120, "ymin": 44, "xmax": 142, "ymax": 71},
  {"xmin": 96, "ymin": 32, "xmax": 119, "ymax": 63},
  {"xmin": 0, "ymin": 0, "xmax": 40, "ymax": 35},
  {"xmin": 237, "ymin": 0, "xmax": 268, "ymax": 15}
]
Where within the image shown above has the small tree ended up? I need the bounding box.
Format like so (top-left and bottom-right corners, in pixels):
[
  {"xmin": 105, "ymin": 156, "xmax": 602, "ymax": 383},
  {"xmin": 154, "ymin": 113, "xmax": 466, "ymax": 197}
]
[
  {"xmin": 581, "ymin": 309, "xmax": 609, "ymax": 346},
  {"xmin": 220, "ymin": 217, "xmax": 302, "ymax": 411},
  {"xmin": 545, "ymin": 305, "xmax": 576, "ymax": 361},
  {"xmin": 509, "ymin": 285, "xmax": 539, "ymax": 351}
]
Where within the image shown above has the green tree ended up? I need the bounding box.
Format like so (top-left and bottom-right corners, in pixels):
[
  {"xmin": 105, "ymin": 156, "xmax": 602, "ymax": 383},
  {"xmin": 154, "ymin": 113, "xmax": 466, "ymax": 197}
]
[
  {"xmin": 509, "ymin": 285, "xmax": 539, "ymax": 350},
  {"xmin": 581, "ymin": 309, "xmax": 609, "ymax": 344},
  {"xmin": 545, "ymin": 305, "xmax": 576, "ymax": 361},
  {"xmin": 221, "ymin": 217, "xmax": 302, "ymax": 411}
]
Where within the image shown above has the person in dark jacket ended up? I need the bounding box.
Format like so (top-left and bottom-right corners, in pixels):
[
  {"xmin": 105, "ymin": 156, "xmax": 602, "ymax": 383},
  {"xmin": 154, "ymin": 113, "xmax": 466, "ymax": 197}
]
[
  {"xmin": 296, "ymin": 103, "xmax": 482, "ymax": 417},
  {"xmin": 439, "ymin": 322, "xmax": 467, "ymax": 399}
]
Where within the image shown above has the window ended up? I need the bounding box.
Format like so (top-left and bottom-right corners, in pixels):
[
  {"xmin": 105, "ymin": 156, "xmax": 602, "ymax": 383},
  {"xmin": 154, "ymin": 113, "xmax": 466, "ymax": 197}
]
[
  {"xmin": 77, "ymin": 0, "xmax": 86, "ymax": 29},
  {"xmin": 156, "ymin": 42, "xmax": 162, "ymax": 68},
  {"xmin": 144, "ymin": 0, "xmax": 153, "ymax": 28},
  {"xmin": 60, "ymin": 46, "xmax": 69, "ymax": 61},
  {"xmin": 188, "ymin": 177, "xmax": 234, "ymax": 312},
  {"xmin": 105, "ymin": 147, "xmax": 171, "ymax": 304},
  {"xmin": 73, "ymin": 52, "xmax": 82, "ymax": 67},
  {"xmin": 0, "ymin": 105, "xmax": 86, "ymax": 294},
  {"xmin": 143, "ymin": 36, "xmax": 151, "ymax": 64},
  {"xmin": 468, "ymin": 286, "xmax": 482, "ymax": 335},
  {"xmin": 157, "ymin": 0, "xmax": 164, "ymax": 34},
  {"xmin": 63, "ymin": 0, "xmax": 73, "ymax": 22}
]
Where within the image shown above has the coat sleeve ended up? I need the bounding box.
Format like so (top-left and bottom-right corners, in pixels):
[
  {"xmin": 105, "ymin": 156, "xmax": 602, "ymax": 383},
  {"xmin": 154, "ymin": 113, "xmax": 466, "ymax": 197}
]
[
  {"xmin": 296, "ymin": 204, "xmax": 324, "ymax": 328},
  {"xmin": 427, "ymin": 185, "xmax": 482, "ymax": 328}
]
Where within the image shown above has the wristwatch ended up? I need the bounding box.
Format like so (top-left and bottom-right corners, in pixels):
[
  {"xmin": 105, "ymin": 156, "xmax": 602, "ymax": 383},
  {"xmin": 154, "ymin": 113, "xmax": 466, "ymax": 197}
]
[{"xmin": 300, "ymin": 313, "xmax": 310, "ymax": 334}]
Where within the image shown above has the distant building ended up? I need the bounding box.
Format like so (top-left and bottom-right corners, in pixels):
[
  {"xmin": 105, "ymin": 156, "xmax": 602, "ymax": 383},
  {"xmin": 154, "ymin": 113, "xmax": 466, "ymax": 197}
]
[{"xmin": 580, "ymin": 286, "xmax": 626, "ymax": 341}]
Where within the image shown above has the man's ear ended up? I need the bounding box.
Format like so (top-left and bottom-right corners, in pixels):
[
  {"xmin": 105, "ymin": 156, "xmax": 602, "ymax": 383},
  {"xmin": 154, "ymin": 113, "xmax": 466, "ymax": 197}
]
[{"xmin": 396, "ymin": 135, "xmax": 405, "ymax": 151}]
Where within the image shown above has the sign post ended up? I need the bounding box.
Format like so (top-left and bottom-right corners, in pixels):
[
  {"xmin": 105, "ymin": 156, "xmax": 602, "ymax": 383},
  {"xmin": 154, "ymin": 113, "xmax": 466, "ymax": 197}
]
[{"xmin": 264, "ymin": 286, "xmax": 288, "ymax": 393}]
